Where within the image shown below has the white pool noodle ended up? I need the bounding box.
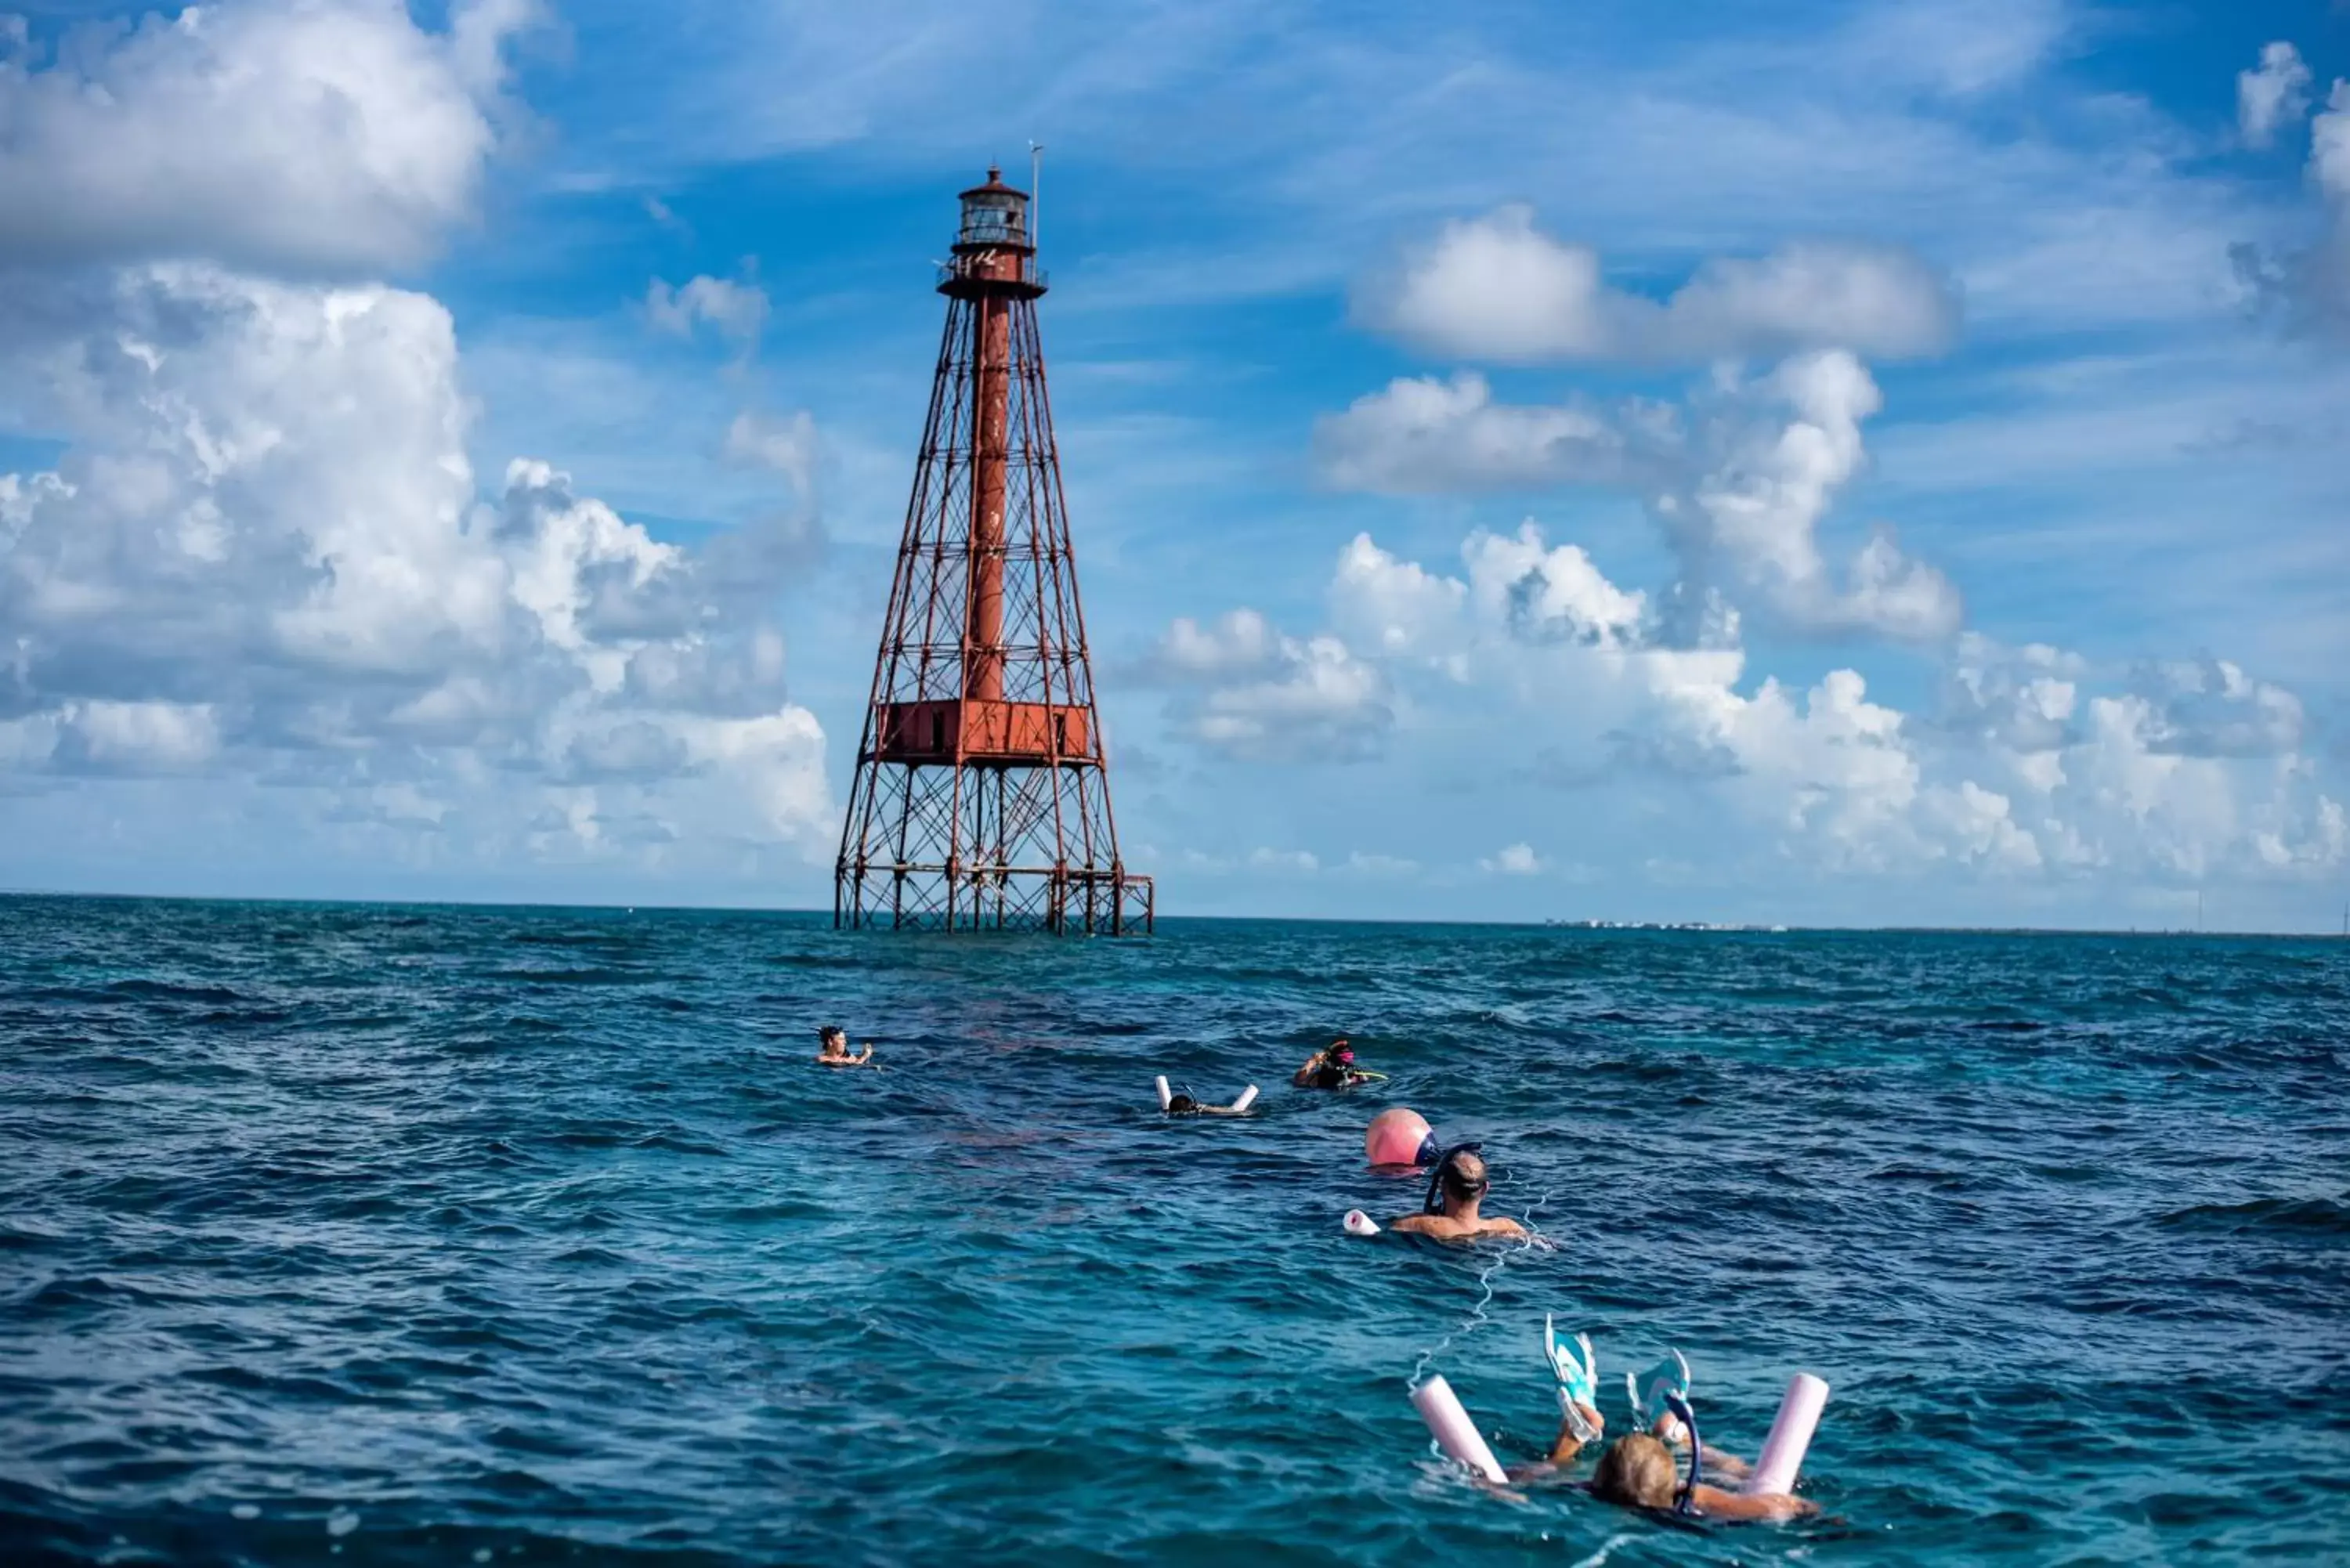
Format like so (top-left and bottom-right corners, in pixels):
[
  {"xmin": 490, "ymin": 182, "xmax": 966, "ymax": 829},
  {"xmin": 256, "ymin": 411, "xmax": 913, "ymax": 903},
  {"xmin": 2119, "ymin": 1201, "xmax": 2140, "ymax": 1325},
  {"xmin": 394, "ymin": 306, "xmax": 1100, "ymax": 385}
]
[
  {"xmin": 1343, "ymin": 1209, "xmax": 1380, "ymax": 1237},
  {"xmin": 1410, "ymin": 1375, "xmax": 1507, "ymax": 1484},
  {"xmin": 1744, "ymin": 1372, "xmax": 1828, "ymax": 1496},
  {"xmin": 1230, "ymin": 1085, "xmax": 1259, "ymax": 1112},
  {"xmin": 1155, "ymin": 1075, "xmax": 1171, "ymax": 1111}
]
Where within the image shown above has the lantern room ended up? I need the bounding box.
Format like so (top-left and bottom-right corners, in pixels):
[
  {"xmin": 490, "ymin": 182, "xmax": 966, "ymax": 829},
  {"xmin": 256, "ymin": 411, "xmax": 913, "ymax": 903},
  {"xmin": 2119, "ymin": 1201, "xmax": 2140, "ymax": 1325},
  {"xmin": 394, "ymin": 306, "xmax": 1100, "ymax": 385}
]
[{"xmin": 956, "ymin": 167, "xmax": 1031, "ymax": 251}]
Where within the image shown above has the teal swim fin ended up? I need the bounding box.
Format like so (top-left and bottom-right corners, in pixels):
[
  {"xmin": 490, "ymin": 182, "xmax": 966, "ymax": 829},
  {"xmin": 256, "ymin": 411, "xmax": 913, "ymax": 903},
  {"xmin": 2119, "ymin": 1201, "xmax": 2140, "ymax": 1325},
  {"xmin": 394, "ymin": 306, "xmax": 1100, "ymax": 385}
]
[
  {"xmin": 1625, "ymin": 1349, "xmax": 1691, "ymax": 1429},
  {"xmin": 1544, "ymin": 1315, "xmax": 1603, "ymax": 1443}
]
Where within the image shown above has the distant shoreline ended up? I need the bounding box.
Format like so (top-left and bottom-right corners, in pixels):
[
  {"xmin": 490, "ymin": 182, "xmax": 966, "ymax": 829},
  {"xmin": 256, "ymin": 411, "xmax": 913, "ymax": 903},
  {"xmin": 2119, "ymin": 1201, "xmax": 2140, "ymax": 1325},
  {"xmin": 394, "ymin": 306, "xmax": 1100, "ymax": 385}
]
[{"xmin": 1, "ymin": 887, "xmax": 2342, "ymax": 940}]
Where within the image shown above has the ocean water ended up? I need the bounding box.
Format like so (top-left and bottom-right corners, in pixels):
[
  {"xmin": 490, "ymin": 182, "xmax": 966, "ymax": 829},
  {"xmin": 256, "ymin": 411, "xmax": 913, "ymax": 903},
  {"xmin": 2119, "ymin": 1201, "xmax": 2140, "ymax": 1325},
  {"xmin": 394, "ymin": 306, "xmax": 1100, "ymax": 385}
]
[{"xmin": 2, "ymin": 896, "xmax": 2346, "ymax": 1567}]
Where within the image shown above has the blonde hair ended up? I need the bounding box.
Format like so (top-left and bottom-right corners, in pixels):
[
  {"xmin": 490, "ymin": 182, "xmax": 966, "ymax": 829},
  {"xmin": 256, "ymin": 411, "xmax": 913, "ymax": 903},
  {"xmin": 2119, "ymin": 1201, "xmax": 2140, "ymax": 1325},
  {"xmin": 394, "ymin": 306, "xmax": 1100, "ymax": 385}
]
[{"xmin": 1591, "ymin": 1433, "xmax": 1677, "ymax": 1508}]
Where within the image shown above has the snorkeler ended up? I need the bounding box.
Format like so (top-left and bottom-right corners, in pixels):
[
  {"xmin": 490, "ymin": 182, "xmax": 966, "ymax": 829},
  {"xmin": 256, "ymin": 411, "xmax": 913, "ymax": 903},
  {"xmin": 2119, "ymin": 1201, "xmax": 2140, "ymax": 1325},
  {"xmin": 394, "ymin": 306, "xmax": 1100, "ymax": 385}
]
[
  {"xmin": 1384, "ymin": 1147, "xmax": 1528, "ymax": 1241},
  {"xmin": 1521, "ymin": 1337, "xmax": 1812, "ymax": 1522},
  {"xmin": 1293, "ymin": 1037, "xmax": 1379, "ymax": 1089},
  {"xmin": 1157, "ymin": 1075, "xmax": 1258, "ymax": 1115},
  {"xmin": 1165, "ymin": 1092, "xmax": 1254, "ymax": 1117},
  {"xmin": 1580, "ymin": 1432, "xmax": 1813, "ymax": 1522},
  {"xmin": 815, "ymin": 1025, "xmax": 874, "ymax": 1067}
]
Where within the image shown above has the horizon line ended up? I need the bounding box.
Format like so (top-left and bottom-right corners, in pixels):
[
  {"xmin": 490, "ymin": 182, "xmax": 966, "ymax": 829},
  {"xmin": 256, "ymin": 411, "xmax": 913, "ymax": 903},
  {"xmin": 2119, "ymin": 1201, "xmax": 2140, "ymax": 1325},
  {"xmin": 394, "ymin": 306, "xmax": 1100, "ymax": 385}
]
[{"xmin": 0, "ymin": 886, "xmax": 2342, "ymax": 941}]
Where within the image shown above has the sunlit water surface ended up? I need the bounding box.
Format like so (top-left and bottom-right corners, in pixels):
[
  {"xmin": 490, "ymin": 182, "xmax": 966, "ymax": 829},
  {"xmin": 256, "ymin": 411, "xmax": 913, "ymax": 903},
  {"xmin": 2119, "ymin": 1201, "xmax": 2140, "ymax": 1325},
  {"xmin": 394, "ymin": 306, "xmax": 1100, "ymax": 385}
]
[{"xmin": 2, "ymin": 897, "xmax": 2345, "ymax": 1565}]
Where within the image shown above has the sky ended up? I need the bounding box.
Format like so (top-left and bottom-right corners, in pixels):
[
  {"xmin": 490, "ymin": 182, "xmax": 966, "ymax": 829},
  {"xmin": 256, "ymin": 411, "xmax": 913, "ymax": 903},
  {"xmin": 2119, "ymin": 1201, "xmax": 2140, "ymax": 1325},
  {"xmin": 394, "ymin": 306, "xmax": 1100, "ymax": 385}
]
[{"xmin": 0, "ymin": 0, "xmax": 2346, "ymax": 930}]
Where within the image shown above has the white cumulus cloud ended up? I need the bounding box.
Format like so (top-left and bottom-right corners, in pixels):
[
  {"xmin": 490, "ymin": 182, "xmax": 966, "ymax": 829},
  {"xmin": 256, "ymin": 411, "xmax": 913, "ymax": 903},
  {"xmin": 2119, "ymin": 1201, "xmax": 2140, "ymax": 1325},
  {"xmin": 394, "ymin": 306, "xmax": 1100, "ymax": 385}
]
[
  {"xmin": 1358, "ymin": 206, "xmax": 1958, "ymax": 366},
  {"xmin": 1159, "ymin": 526, "xmax": 2342, "ymax": 891},
  {"xmin": 0, "ymin": 265, "xmax": 833, "ymax": 869},
  {"xmin": 2238, "ymin": 42, "xmax": 2314, "ymax": 148},
  {"xmin": 1318, "ymin": 350, "xmax": 1960, "ymax": 643},
  {"xmin": 1313, "ymin": 372, "xmax": 1637, "ymax": 493},
  {"xmin": 1480, "ymin": 841, "xmax": 1542, "ymax": 874},
  {"xmin": 1144, "ymin": 609, "xmax": 1393, "ymax": 762},
  {"xmin": 0, "ymin": 0, "xmax": 538, "ymax": 274},
  {"xmin": 1665, "ymin": 351, "xmax": 1961, "ymax": 642},
  {"xmin": 649, "ymin": 275, "xmax": 772, "ymax": 351}
]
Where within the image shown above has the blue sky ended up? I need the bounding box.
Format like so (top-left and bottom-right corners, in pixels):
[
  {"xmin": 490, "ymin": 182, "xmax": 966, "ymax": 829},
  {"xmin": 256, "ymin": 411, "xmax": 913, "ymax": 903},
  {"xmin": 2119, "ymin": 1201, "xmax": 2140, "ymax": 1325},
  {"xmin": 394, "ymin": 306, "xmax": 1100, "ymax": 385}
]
[{"xmin": 0, "ymin": 0, "xmax": 2345, "ymax": 929}]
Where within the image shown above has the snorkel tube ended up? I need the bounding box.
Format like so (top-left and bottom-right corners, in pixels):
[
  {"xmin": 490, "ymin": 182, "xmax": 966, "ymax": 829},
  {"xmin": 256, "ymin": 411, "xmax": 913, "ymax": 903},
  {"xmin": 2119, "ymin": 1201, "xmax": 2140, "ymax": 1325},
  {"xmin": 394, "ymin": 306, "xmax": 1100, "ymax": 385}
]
[{"xmin": 1661, "ymin": 1391, "xmax": 1702, "ymax": 1516}]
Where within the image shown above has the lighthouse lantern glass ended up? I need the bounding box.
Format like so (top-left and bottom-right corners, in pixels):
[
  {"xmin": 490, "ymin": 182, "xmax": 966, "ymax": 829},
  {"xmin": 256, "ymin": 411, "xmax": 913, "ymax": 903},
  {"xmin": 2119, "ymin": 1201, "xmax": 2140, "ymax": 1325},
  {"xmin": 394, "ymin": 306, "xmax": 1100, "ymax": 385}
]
[{"xmin": 960, "ymin": 191, "xmax": 1025, "ymax": 246}]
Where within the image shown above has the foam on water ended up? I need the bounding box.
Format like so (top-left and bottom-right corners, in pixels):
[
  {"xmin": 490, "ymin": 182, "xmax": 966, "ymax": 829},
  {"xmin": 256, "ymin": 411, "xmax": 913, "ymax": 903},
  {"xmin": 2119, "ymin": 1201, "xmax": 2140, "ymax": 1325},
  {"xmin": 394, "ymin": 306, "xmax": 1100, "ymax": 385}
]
[{"xmin": 2, "ymin": 896, "xmax": 2346, "ymax": 1564}]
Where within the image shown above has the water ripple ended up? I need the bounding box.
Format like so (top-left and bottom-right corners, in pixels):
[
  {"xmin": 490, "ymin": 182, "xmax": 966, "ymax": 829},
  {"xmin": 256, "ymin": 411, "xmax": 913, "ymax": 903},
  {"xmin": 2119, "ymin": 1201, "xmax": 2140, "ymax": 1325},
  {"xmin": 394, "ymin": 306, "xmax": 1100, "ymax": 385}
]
[{"xmin": 2, "ymin": 898, "xmax": 2345, "ymax": 1564}]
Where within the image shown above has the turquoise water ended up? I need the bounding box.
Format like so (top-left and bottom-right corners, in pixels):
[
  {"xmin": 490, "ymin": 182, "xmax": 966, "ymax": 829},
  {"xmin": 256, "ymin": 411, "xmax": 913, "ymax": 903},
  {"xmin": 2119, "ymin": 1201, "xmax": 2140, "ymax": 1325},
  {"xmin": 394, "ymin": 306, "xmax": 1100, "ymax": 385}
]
[{"xmin": 2, "ymin": 896, "xmax": 2346, "ymax": 1565}]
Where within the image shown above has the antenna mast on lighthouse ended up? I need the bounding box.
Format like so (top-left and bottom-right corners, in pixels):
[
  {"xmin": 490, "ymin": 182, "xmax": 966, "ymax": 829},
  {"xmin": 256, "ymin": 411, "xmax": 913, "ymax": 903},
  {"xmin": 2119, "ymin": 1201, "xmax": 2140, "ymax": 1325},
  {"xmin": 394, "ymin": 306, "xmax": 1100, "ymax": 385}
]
[{"xmin": 833, "ymin": 166, "xmax": 1152, "ymax": 934}]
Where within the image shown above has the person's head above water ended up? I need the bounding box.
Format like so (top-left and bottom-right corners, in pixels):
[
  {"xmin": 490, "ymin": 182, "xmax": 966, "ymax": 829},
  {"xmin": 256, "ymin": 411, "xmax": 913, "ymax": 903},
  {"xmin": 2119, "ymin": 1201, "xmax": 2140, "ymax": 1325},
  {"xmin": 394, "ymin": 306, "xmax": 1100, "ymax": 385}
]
[
  {"xmin": 1441, "ymin": 1150, "xmax": 1489, "ymax": 1204},
  {"xmin": 1166, "ymin": 1093, "xmax": 1199, "ymax": 1114},
  {"xmin": 817, "ymin": 1025, "xmax": 851, "ymax": 1056},
  {"xmin": 1591, "ymin": 1433, "xmax": 1678, "ymax": 1509},
  {"xmin": 1328, "ymin": 1038, "xmax": 1354, "ymax": 1066},
  {"xmin": 1422, "ymin": 1145, "xmax": 1491, "ymax": 1214}
]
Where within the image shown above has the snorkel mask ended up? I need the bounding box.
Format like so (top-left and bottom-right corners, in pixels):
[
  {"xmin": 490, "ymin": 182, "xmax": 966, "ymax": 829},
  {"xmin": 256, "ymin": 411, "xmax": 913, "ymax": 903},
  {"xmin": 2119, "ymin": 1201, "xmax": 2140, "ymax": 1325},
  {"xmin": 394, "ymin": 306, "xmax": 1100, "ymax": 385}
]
[
  {"xmin": 1544, "ymin": 1315, "xmax": 1603, "ymax": 1443},
  {"xmin": 1420, "ymin": 1142, "xmax": 1487, "ymax": 1214}
]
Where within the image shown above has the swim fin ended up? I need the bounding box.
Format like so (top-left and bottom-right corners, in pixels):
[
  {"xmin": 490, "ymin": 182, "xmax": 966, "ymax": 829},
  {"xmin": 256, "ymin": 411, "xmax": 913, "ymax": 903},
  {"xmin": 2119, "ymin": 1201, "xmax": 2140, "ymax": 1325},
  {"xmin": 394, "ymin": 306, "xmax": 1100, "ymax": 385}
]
[
  {"xmin": 1544, "ymin": 1315, "xmax": 1603, "ymax": 1442},
  {"xmin": 1625, "ymin": 1349, "xmax": 1692, "ymax": 1432}
]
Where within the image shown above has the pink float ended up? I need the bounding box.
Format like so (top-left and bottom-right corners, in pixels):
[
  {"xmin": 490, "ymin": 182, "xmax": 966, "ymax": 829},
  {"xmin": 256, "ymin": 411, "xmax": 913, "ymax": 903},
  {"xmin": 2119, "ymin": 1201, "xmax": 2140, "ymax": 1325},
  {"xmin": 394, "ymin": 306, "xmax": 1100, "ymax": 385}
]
[
  {"xmin": 1365, "ymin": 1107, "xmax": 1432, "ymax": 1166},
  {"xmin": 1410, "ymin": 1375, "xmax": 1507, "ymax": 1484},
  {"xmin": 1744, "ymin": 1372, "xmax": 1829, "ymax": 1496}
]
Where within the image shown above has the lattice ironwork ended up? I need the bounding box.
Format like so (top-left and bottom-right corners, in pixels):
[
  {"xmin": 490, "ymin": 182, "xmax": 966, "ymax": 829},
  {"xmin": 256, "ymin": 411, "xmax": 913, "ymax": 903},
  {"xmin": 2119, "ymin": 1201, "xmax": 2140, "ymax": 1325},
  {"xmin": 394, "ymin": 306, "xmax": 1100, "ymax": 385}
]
[{"xmin": 834, "ymin": 167, "xmax": 1152, "ymax": 934}]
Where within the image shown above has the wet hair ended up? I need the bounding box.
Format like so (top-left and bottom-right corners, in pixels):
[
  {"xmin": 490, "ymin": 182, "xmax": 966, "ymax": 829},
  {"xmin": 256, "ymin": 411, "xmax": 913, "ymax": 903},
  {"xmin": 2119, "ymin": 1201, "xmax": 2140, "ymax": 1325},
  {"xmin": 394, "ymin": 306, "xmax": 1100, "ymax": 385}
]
[
  {"xmin": 817, "ymin": 1025, "xmax": 847, "ymax": 1049},
  {"xmin": 1592, "ymin": 1433, "xmax": 1677, "ymax": 1509},
  {"xmin": 1441, "ymin": 1151, "xmax": 1491, "ymax": 1202},
  {"xmin": 1422, "ymin": 1144, "xmax": 1491, "ymax": 1214},
  {"xmin": 1166, "ymin": 1093, "xmax": 1199, "ymax": 1114}
]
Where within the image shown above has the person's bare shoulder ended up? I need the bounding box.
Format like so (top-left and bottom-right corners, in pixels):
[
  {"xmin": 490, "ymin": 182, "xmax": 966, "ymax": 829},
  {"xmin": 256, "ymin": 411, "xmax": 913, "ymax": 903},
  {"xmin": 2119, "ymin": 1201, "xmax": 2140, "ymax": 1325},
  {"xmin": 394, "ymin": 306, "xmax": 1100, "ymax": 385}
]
[
  {"xmin": 1386, "ymin": 1214, "xmax": 1435, "ymax": 1234},
  {"xmin": 1692, "ymin": 1484, "xmax": 1816, "ymax": 1522},
  {"xmin": 1485, "ymin": 1217, "xmax": 1528, "ymax": 1237}
]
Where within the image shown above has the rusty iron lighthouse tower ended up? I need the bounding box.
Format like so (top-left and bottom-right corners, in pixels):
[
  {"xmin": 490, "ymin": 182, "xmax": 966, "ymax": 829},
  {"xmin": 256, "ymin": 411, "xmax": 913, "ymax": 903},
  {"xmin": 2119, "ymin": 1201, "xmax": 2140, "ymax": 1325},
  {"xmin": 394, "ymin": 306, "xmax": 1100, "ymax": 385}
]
[{"xmin": 834, "ymin": 167, "xmax": 1153, "ymax": 934}]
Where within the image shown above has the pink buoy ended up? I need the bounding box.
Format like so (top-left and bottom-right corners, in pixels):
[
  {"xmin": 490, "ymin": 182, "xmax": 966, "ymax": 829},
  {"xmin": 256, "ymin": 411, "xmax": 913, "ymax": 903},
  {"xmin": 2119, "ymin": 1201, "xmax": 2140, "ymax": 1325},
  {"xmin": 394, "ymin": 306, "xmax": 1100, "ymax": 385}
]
[
  {"xmin": 1744, "ymin": 1372, "xmax": 1829, "ymax": 1496},
  {"xmin": 1365, "ymin": 1107, "xmax": 1433, "ymax": 1167}
]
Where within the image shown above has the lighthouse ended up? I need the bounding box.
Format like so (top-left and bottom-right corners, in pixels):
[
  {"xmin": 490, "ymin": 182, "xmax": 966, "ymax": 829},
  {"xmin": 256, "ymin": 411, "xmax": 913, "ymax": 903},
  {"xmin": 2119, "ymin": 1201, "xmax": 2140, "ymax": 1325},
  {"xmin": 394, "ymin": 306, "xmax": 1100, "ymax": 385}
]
[{"xmin": 833, "ymin": 168, "xmax": 1152, "ymax": 934}]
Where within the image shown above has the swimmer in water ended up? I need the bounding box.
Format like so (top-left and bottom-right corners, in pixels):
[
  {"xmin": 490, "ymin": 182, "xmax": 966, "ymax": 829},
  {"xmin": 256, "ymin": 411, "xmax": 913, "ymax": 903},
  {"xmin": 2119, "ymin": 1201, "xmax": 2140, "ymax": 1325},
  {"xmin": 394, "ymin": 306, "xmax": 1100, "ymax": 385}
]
[
  {"xmin": 1385, "ymin": 1148, "xmax": 1528, "ymax": 1241},
  {"xmin": 814, "ymin": 1025, "xmax": 874, "ymax": 1067},
  {"xmin": 1581, "ymin": 1431, "xmax": 1813, "ymax": 1523},
  {"xmin": 1293, "ymin": 1037, "xmax": 1371, "ymax": 1089},
  {"xmin": 1165, "ymin": 1092, "xmax": 1253, "ymax": 1117}
]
